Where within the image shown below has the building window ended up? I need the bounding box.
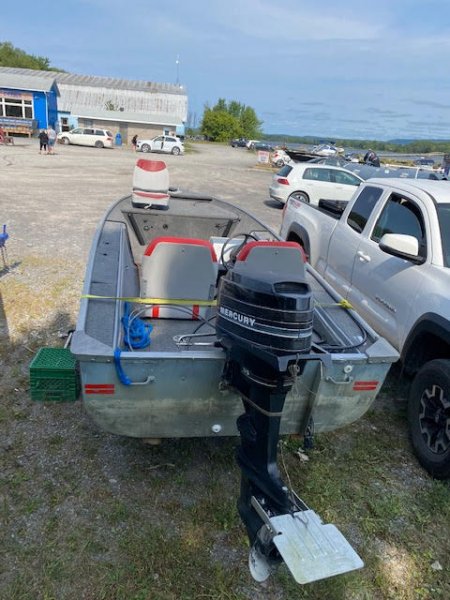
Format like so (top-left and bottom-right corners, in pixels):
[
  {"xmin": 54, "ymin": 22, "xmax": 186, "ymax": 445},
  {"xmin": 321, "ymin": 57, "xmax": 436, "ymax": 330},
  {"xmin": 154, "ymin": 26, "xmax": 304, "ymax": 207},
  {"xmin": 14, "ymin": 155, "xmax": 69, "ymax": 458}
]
[{"xmin": 0, "ymin": 95, "xmax": 34, "ymax": 120}]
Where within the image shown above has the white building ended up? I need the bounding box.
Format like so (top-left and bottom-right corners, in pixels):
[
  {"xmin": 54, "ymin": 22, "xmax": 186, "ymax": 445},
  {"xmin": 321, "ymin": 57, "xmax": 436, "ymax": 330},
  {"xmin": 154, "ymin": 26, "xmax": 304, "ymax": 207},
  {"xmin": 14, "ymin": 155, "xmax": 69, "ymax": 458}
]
[{"xmin": 0, "ymin": 66, "xmax": 188, "ymax": 143}]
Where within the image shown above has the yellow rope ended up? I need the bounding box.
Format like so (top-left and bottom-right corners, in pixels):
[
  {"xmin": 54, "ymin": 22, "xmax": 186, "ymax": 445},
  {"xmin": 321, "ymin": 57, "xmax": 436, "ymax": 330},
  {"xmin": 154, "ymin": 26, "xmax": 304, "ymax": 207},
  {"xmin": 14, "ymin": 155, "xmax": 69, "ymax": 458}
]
[
  {"xmin": 81, "ymin": 294, "xmax": 217, "ymax": 307},
  {"xmin": 314, "ymin": 299, "xmax": 354, "ymax": 310},
  {"xmin": 81, "ymin": 295, "xmax": 351, "ymax": 310}
]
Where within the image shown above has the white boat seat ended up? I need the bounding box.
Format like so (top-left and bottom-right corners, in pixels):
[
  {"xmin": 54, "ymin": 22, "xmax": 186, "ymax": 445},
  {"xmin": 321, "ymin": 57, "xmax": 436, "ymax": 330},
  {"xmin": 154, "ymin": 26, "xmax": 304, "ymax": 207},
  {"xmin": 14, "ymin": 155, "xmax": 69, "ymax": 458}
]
[
  {"xmin": 141, "ymin": 236, "xmax": 218, "ymax": 319},
  {"xmin": 132, "ymin": 159, "xmax": 170, "ymax": 209},
  {"xmin": 236, "ymin": 240, "xmax": 306, "ymax": 275}
]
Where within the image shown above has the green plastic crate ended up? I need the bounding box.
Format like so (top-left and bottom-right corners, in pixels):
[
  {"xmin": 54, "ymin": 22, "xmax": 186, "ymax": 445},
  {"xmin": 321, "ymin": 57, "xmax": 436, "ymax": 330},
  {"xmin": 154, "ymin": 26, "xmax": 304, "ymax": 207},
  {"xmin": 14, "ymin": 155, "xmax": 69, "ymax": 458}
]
[{"xmin": 30, "ymin": 347, "xmax": 80, "ymax": 402}]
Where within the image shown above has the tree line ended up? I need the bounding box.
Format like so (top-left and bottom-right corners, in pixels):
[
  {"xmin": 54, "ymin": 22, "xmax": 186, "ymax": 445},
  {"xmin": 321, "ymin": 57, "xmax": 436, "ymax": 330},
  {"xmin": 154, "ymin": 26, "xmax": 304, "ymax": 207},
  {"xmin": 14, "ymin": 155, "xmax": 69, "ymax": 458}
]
[
  {"xmin": 0, "ymin": 41, "xmax": 63, "ymax": 71},
  {"xmin": 263, "ymin": 134, "xmax": 450, "ymax": 155}
]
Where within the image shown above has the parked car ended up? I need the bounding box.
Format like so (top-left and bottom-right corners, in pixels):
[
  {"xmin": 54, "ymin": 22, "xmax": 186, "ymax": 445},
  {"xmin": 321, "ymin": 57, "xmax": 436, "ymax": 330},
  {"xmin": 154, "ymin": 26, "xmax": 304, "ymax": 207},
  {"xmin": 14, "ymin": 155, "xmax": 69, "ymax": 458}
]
[
  {"xmin": 269, "ymin": 162, "xmax": 363, "ymax": 206},
  {"xmin": 57, "ymin": 128, "xmax": 114, "ymax": 148},
  {"xmin": 253, "ymin": 142, "xmax": 275, "ymax": 152},
  {"xmin": 271, "ymin": 149, "xmax": 291, "ymax": 168},
  {"xmin": 136, "ymin": 135, "xmax": 184, "ymax": 155},
  {"xmin": 230, "ymin": 138, "xmax": 248, "ymax": 147},
  {"xmin": 414, "ymin": 158, "xmax": 435, "ymax": 168},
  {"xmin": 343, "ymin": 161, "xmax": 447, "ymax": 181}
]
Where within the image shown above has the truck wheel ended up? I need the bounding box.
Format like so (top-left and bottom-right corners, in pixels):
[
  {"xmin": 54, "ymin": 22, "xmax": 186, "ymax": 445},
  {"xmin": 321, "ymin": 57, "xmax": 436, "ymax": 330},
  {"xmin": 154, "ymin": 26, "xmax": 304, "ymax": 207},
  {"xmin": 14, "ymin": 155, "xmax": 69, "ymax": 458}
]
[
  {"xmin": 288, "ymin": 191, "xmax": 309, "ymax": 204},
  {"xmin": 408, "ymin": 359, "xmax": 450, "ymax": 479}
]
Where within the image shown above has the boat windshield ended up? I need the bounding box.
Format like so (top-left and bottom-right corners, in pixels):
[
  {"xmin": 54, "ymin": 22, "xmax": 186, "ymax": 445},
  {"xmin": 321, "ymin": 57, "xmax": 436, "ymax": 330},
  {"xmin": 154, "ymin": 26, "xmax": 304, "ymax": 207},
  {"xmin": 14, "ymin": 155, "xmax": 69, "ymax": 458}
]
[{"xmin": 437, "ymin": 204, "xmax": 450, "ymax": 267}]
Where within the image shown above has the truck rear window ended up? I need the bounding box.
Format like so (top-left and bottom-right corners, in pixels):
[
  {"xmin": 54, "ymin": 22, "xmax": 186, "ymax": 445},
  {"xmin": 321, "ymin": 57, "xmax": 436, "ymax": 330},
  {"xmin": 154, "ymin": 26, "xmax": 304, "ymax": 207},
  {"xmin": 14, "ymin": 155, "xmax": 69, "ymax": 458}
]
[{"xmin": 347, "ymin": 186, "xmax": 383, "ymax": 233}]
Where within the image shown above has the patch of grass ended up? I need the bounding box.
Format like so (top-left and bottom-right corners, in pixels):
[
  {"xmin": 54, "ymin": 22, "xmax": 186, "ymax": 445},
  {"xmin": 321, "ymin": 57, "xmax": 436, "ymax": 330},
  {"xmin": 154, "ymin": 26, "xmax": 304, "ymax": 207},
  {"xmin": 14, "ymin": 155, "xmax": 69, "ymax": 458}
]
[{"xmin": 1, "ymin": 332, "xmax": 449, "ymax": 600}]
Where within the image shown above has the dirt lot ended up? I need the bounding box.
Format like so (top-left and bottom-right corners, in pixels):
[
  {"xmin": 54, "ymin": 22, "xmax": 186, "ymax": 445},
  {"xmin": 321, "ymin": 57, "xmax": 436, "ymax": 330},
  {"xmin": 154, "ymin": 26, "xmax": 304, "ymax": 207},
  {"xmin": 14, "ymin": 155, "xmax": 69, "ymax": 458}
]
[{"xmin": 0, "ymin": 141, "xmax": 449, "ymax": 600}]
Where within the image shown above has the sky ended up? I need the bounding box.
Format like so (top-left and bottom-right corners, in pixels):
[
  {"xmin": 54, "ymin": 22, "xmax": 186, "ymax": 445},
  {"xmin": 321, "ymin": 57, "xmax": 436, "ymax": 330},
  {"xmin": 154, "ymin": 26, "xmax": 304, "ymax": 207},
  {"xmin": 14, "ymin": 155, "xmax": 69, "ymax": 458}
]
[{"xmin": 2, "ymin": 0, "xmax": 450, "ymax": 141}]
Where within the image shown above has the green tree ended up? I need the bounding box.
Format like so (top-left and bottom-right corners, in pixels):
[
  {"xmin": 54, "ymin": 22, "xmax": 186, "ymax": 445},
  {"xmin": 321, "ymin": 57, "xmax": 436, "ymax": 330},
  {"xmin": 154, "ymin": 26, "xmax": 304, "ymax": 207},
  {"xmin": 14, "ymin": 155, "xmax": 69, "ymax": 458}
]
[
  {"xmin": 228, "ymin": 100, "xmax": 244, "ymax": 119},
  {"xmin": 0, "ymin": 41, "xmax": 63, "ymax": 71},
  {"xmin": 212, "ymin": 98, "xmax": 228, "ymax": 113},
  {"xmin": 200, "ymin": 108, "xmax": 242, "ymax": 142},
  {"xmin": 201, "ymin": 99, "xmax": 263, "ymax": 141},
  {"xmin": 239, "ymin": 106, "xmax": 263, "ymax": 139}
]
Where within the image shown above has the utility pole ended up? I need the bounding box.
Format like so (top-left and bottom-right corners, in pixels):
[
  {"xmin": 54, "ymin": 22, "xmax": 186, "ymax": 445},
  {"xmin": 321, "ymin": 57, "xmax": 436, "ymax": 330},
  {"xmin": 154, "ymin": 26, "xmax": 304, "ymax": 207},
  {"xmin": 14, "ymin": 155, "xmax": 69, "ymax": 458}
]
[{"xmin": 175, "ymin": 55, "xmax": 180, "ymax": 86}]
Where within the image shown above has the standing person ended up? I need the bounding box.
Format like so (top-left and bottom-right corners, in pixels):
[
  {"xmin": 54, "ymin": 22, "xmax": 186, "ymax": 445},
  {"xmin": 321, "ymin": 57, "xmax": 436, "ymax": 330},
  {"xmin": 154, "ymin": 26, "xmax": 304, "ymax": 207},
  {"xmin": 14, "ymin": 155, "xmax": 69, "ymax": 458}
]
[
  {"xmin": 131, "ymin": 134, "xmax": 138, "ymax": 151},
  {"xmin": 443, "ymin": 153, "xmax": 450, "ymax": 177},
  {"xmin": 47, "ymin": 125, "xmax": 57, "ymax": 154},
  {"xmin": 0, "ymin": 126, "xmax": 5, "ymax": 144},
  {"xmin": 38, "ymin": 129, "xmax": 49, "ymax": 154},
  {"xmin": 363, "ymin": 149, "xmax": 380, "ymax": 167}
]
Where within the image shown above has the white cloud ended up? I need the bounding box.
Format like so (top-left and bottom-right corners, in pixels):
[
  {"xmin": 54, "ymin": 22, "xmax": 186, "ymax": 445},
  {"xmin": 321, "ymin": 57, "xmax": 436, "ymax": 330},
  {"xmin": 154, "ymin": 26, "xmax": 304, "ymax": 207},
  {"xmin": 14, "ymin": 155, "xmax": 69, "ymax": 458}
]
[{"xmin": 210, "ymin": 0, "xmax": 384, "ymax": 41}]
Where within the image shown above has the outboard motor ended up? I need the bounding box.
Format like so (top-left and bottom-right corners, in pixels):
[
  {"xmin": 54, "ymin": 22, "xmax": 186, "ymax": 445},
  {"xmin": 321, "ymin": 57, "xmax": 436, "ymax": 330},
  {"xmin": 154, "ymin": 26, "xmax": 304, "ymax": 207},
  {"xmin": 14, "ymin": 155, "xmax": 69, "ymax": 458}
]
[{"xmin": 216, "ymin": 240, "xmax": 363, "ymax": 584}]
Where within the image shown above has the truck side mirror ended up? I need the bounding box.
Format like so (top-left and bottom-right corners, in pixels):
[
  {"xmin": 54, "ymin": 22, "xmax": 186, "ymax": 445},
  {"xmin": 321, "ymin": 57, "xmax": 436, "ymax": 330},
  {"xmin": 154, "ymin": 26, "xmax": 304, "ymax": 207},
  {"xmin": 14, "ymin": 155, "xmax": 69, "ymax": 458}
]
[{"xmin": 379, "ymin": 233, "xmax": 425, "ymax": 264}]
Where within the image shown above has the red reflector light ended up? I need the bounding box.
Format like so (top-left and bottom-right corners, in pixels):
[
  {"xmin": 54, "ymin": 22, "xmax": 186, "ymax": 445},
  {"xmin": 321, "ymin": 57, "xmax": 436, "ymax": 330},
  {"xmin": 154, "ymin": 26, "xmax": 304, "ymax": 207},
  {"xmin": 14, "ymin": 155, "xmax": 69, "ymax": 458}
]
[
  {"xmin": 85, "ymin": 384, "xmax": 115, "ymax": 395},
  {"xmin": 277, "ymin": 178, "xmax": 290, "ymax": 185},
  {"xmin": 353, "ymin": 381, "xmax": 379, "ymax": 391}
]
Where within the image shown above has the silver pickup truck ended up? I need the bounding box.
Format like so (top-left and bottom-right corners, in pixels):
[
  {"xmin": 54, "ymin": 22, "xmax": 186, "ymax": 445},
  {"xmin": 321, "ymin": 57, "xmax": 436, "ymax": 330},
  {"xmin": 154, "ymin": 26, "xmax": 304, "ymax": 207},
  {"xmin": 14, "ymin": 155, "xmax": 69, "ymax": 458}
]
[{"xmin": 280, "ymin": 177, "xmax": 450, "ymax": 478}]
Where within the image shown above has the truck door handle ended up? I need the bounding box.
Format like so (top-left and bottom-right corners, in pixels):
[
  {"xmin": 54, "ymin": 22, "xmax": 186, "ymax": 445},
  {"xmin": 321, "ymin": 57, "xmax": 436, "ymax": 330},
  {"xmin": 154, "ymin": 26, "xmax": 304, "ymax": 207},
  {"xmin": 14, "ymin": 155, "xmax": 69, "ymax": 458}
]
[{"xmin": 357, "ymin": 250, "xmax": 371, "ymax": 262}]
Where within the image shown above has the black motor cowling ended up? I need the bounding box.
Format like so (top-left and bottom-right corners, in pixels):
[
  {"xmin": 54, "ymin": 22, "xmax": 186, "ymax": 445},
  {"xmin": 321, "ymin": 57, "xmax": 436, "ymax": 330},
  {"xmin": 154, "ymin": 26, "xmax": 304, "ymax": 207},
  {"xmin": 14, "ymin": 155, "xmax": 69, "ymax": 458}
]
[{"xmin": 216, "ymin": 242, "xmax": 313, "ymax": 371}]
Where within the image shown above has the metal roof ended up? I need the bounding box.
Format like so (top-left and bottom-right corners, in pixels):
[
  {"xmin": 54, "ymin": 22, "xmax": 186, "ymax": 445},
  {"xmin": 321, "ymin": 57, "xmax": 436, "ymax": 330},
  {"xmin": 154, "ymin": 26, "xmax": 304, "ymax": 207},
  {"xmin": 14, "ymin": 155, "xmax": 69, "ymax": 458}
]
[
  {"xmin": 0, "ymin": 71, "xmax": 58, "ymax": 93},
  {"xmin": 0, "ymin": 66, "xmax": 185, "ymax": 95}
]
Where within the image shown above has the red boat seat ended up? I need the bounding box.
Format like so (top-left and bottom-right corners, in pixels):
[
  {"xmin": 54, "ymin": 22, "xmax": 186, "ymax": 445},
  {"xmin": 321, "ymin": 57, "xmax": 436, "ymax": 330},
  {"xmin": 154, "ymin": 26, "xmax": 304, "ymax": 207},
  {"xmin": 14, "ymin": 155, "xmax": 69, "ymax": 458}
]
[
  {"xmin": 236, "ymin": 241, "xmax": 306, "ymax": 275},
  {"xmin": 140, "ymin": 237, "xmax": 218, "ymax": 319}
]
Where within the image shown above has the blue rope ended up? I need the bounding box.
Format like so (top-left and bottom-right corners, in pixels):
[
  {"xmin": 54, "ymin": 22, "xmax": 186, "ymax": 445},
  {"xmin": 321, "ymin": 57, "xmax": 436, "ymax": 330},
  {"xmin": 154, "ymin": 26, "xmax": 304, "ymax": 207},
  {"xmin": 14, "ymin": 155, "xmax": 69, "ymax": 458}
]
[
  {"xmin": 114, "ymin": 348, "xmax": 132, "ymax": 386},
  {"xmin": 121, "ymin": 302, "xmax": 153, "ymax": 349},
  {"xmin": 114, "ymin": 303, "xmax": 153, "ymax": 386}
]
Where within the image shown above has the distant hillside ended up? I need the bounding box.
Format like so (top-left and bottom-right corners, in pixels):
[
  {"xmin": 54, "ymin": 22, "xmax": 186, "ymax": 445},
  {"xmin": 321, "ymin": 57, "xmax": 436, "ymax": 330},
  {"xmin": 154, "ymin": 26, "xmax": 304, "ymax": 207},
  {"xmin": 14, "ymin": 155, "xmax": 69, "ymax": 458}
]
[
  {"xmin": 388, "ymin": 138, "xmax": 450, "ymax": 145},
  {"xmin": 263, "ymin": 133, "xmax": 450, "ymax": 154}
]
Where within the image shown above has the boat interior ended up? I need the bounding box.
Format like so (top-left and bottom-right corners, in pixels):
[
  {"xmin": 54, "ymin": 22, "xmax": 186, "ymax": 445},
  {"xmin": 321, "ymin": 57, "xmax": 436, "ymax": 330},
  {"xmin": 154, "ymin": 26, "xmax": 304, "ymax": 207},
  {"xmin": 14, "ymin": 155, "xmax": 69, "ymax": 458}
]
[{"xmin": 80, "ymin": 189, "xmax": 368, "ymax": 358}]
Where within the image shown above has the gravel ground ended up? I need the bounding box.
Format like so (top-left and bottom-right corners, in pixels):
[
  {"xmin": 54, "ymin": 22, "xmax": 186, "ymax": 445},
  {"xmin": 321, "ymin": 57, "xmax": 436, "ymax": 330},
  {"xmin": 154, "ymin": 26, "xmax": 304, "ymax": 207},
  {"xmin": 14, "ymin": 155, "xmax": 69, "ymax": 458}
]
[{"xmin": 0, "ymin": 141, "xmax": 278, "ymax": 348}]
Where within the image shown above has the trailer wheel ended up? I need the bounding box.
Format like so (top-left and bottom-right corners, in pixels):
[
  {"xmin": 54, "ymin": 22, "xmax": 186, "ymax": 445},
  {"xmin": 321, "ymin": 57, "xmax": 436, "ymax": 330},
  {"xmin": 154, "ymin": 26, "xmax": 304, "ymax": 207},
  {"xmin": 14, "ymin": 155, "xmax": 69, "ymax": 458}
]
[{"xmin": 408, "ymin": 359, "xmax": 450, "ymax": 479}]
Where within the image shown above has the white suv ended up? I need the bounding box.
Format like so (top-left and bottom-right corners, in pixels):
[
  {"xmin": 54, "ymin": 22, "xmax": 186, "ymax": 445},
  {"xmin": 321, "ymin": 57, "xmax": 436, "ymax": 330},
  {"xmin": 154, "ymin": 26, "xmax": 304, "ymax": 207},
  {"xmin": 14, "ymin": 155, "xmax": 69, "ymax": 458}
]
[
  {"xmin": 269, "ymin": 162, "xmax": 363, "ymax": 206},
  {"xmin": 57, "ymin": 128, "xmax": 114, "ymax": 148},
  {"xmin": 137, "ymin": 135, "xmax": 184, "ymax": 155}
]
